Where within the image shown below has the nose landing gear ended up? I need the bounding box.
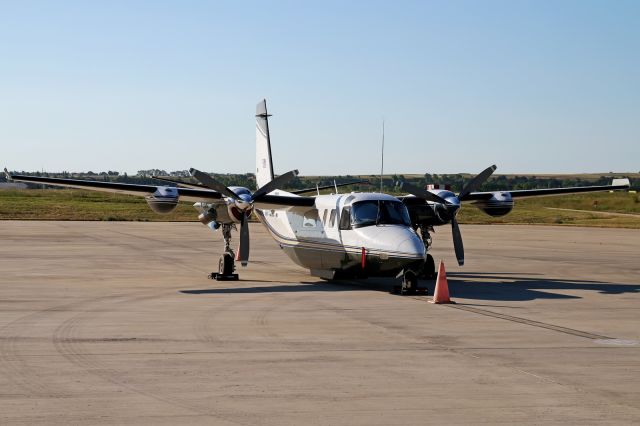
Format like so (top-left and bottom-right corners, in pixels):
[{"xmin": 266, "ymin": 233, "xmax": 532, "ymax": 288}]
[
  {"xmin": 391, "ymin": 269, "xmax": 427, "ymax": 295},
  {"xmin": 208, "ymin": 224, "xmax": 239, "ymax": 281}
]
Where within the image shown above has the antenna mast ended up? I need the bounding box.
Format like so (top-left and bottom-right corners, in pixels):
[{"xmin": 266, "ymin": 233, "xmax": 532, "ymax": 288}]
[{"xmin": 380, "ymin": 120, "xmax": 384, "ymax": 193}]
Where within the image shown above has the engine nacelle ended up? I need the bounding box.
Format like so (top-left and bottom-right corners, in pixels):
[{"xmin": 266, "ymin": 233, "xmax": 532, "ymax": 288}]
[
  {"xmin": 145, "ymin": 187, "xmax": 179, "ymax": 214},
  {"xmin": 473, "ymin": 192, "xmax": 514, "ymax": 217}
]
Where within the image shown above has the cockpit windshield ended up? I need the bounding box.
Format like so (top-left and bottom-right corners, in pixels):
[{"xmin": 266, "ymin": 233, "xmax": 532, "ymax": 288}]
[{"xmin": 351, "ymin": 200, "xmax": 411, "ymax": 228}]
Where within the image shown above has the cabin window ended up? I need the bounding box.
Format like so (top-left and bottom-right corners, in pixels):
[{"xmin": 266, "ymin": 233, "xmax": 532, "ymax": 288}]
[
  {"xmin": 302, "ymin": 209, "xmax": 319, "ymax": 228},
  {"xmin": 338, "ymin": 207, "xmax": 351, "ymax": 230},
  {"xmin": 329, "ymin": 209, "xmax": 337, "ymax": 227}
]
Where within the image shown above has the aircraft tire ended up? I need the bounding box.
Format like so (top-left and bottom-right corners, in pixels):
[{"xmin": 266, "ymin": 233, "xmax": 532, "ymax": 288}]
[
  {"xmin": 401, "ymin": 270, "xmax": 418, "ymax": 295},
  {"xmin": 219, "ymin": 253, "xmax": 234, "ymax": 276},
  {"xmin": 422, "ymin": 254, "xmax": 436, "ymax": 279}
]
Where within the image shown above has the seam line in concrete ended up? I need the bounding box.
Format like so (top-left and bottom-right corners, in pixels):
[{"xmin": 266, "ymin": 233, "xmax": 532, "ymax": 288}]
[{"xmin": 407, "ymin": 296, "xmax": 613, "ymax": 340}]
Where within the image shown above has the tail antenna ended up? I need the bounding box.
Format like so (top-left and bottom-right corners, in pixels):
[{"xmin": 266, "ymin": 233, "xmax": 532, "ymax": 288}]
[
  {"xmin": 333, "ymin": 179, "xmax": 339, "ymax": 194},
  {"xmin": 380, "ymin": 120, "xmax": 385, "ymax": 193}
]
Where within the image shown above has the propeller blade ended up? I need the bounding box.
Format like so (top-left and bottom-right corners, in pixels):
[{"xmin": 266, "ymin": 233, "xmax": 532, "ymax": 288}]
[
  {"xmin": 252, "ymin": 169, "xmax": 299, "ymax": 200},
  {"xmin": 190, "ymin": 168, "xmax": 240, "ymax": 200},
  {"xmin": 451, "ymin": 218, "xmax": 465, "ymax": 266},
  {"xmin": 399, "ymin": 180, "xmax": 450, "ymax": 204},
  {"xmin": 238, "ymin": 214, "xmax": 250, "ymax": 266},
  {"xmin": 458, "ymin": 165, "xmax": 497, "ymax": 200}
]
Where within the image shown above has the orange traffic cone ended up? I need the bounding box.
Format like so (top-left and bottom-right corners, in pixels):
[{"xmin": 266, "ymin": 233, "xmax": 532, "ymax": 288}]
[{"xmin": 430, "ymin": 261, "xmax": 455, "ymax": 304}]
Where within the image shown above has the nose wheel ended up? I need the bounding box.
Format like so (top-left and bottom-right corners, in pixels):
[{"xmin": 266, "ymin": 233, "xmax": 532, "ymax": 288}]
[{"xmin": 209, "ymin": 252, "xmax": 239, "ymax": 281}]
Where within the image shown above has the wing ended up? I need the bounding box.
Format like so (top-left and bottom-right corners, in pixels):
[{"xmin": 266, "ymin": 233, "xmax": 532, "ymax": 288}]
[
  {"xmin": 6, "ymin": 173, "xmax": 223, "ymax": 202},
  {"xmin": 7, "ymin": 172, "xmax": 317, "ymax": 207},
  {"xmin": 461, "ymin": 178, "xmax": 631, "ymax": 201},
  {"xmin": 253, "ymin": 194, "xmax": 315, "ymax": 209},
  {"xmin": 151, "ymin": 175, "xmax": 208, "ymax": 190}
]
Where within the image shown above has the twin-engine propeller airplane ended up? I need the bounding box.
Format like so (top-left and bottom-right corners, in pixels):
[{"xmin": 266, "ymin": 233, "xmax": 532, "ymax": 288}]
[{"xmin": 5, "ymin": 99, "xmax": 631, "ymax": 294}]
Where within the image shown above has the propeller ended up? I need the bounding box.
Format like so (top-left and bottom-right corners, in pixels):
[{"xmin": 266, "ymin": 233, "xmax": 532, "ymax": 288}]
[
  {"xmin": 451, "ymin": 218, "xmax": 464, "ymax": 266},
  {"xmin": 189, "ymin": 169, "xmax": 244, "ymax": 200},
  {"xmin": 458, "ymin": 165, "xmax": 497, "ymax": 200},
  {"xmin": 238, "ymin": 214, "xmax": 250, "ymax": 266},
  {"xmin": 251, "ymin": 169, "xmax": 299, "ymax": 199},
  {"xmin": 399, "ymin": 180, "xmax": 450, "ymax": 205},
  {"xmin": 400, "ymin": 165, "xmax": 496, "ymax": 266},
  {"xmin": 189, "ymin": 168, "xmax": 299, "ymax": 266}
]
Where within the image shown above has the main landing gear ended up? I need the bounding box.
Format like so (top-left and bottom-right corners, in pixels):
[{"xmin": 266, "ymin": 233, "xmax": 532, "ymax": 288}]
[
  {"xmin": 208, "ymin": 224, "xmax": 239, "ymax": 281},
  {"xmin": 418, "ymin": 225, "xmax": 436, "ymax": 279}
]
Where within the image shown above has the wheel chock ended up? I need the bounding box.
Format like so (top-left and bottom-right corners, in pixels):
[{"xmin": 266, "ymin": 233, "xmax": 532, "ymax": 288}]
[{"xmin": 208, "ymin": 272, "xmax": 239, "ymax": 281}]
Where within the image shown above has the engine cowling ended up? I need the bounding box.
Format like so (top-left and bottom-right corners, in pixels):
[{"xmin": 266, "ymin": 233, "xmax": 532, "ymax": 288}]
[
  {"xmin": 145, "ymin": 187, "xmax": 179, "ymax": 214},
  {"xmin": 473, "ymin": 192, "xmax": 514, "ymax": 217}
]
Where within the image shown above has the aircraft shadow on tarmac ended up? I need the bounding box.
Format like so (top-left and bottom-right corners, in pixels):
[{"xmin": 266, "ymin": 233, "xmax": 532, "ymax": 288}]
[
  {"xmin": 446, "ymin": 272, "xmax": 640, "ymax": 301},
  {"xmin": 181, "ymin": 273, "xmax": 639, "ymax": 301}
]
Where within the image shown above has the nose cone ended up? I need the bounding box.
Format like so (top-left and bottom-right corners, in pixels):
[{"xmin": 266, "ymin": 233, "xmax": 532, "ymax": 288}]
[
  {"xmin": 355, "ymin": 226, "xmax": 425, "ymax": 260},
  {"xmin": 351, "ymin": 226, "xmax": 426, "ymax": 275},
  {"xmin": 396, "ymin": 234, "xmax": 426, "ymax": 260}
]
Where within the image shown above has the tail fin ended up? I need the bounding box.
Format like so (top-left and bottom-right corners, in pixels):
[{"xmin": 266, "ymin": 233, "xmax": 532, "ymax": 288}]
[{"xmin": 255, "ymin": 99, "xmax": 274, "ymax": 189}]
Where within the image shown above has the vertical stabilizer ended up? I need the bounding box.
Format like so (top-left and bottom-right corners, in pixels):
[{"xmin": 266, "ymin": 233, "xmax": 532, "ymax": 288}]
[{"xmin": 255, "ymin": 99, "xmax": 275, "ymax": 189}]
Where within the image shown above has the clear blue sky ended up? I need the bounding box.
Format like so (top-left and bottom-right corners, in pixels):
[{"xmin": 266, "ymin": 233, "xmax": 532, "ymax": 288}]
[{"xmin": 1, "ymin": 1, "xmax": 638, "ymax": 176}]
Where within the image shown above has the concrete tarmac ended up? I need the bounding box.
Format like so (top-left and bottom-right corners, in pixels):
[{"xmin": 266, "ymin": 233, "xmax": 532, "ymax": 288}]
[{"xmin": 0, "ymin": 221, "xmax": 639, "ymax": 425}]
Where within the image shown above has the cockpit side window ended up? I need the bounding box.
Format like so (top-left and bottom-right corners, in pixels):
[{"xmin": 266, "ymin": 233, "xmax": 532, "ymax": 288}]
[{"xmin": 338, "ymin": 207, "xmax": 351, "ymax": 230}]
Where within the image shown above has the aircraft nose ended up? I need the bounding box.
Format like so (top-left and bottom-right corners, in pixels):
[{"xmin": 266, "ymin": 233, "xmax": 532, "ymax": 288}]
[{"xmin": 396, "ymin": 234, "xmax": 426, "ymax": 259}]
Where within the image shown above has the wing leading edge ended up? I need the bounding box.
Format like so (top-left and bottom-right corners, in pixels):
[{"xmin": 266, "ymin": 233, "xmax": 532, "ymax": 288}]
[{"xmin": 462, "ymin": 178, "xmax": 631, "ymax": 201}]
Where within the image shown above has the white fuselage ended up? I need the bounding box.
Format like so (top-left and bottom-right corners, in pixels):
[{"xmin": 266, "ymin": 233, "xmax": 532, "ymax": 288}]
[{"xmin": 255, "ymin": 191, "xmax": 426, "ymax": 279}]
